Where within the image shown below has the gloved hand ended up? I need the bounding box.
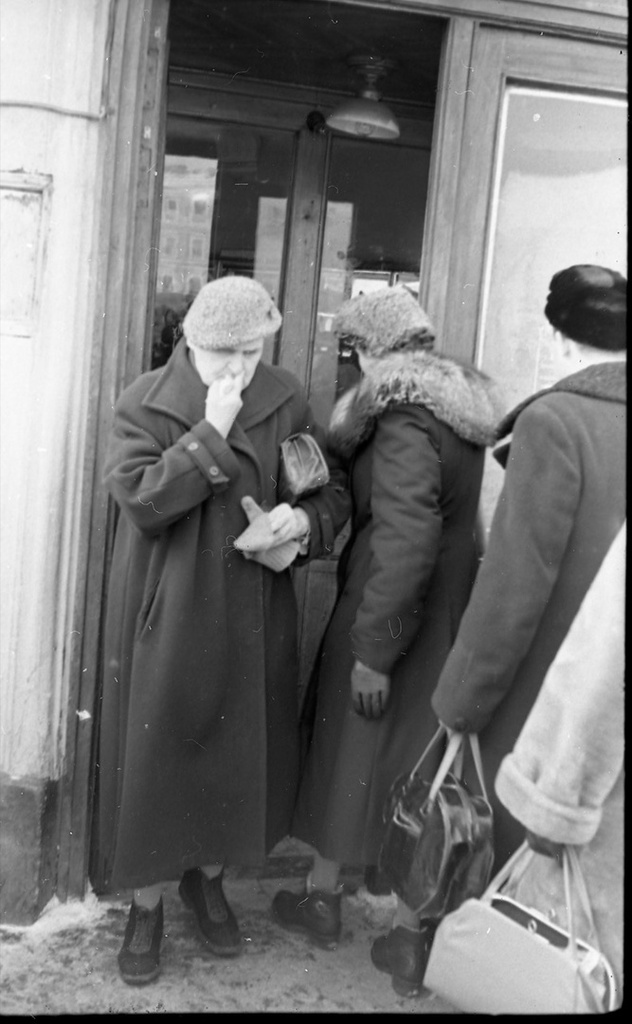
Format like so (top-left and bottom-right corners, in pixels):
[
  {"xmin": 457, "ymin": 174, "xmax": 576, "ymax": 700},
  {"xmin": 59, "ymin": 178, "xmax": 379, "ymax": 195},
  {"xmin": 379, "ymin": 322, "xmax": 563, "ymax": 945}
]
[
  {"xmin": 267, "ymin": 503, "xmax": 310, "ymax": 547},
  {"xmin": 351, "ymin": 660, "xmax": 390, "ymax": 720},
  {"xmin": 525, "ymin": 830, "xmax": 565, "ymax": 865}
]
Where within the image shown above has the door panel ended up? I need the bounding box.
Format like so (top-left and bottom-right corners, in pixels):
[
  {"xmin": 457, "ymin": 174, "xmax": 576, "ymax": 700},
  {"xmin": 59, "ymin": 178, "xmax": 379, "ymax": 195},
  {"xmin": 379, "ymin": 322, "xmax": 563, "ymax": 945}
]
[
  {"xmin": 311, "ymin": 134, "xmax": 431, "ymax": 426},
  {"xmin": 153, "ymin": 117, "xmax": 295, "ymax": 368},
  {"xmin": 443, "ymin": 28, "xmax": 626, "ymax": 364},
  {"xmin": 441, "ymin": 27, "xmax": 627, "ymax": 532}
]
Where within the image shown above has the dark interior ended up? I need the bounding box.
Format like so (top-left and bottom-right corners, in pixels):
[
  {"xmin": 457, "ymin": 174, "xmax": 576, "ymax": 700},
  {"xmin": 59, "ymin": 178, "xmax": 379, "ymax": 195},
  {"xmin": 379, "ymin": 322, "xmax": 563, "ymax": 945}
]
[{"xmin": 167, "ymin": 0, "xmax": 444, "ymax": 108}]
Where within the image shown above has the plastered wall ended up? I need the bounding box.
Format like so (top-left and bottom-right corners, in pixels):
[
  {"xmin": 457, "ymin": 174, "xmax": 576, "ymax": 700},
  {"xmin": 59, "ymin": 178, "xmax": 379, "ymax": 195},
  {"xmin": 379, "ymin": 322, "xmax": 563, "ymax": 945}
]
[{"xmin": 0, "ymin": 0, "xmax": 112, "ymax": 780}]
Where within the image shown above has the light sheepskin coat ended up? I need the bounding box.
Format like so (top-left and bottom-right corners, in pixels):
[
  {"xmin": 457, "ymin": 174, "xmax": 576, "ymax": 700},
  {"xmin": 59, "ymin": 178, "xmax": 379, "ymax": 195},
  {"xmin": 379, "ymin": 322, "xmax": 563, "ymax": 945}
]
[{"xmin": 495, "ymin": 521, "xmax": 625, "ymax": 1001}]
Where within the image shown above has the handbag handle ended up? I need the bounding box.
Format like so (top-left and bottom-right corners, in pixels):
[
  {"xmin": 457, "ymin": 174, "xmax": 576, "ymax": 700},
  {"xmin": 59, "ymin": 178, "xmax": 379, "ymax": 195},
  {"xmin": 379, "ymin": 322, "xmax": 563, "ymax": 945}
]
[
  {"xmin": 406, "ymin": 724, "xmax": 445, "ymax": 782},
  {"xmin": 563, "ymin": 845, "xmax": 600, "ymax": 953},
  {"xmin": 427, "ymin": 731, "xmax": 489, "ymax": 805},
  {"xmin": 564, "ymin": 847, "xmax": 607, "ymax": 1013},
  {"xmin": 484, "ymin": 841, "xmax": 602, "ymax": 959},
  {"xmin": 407, "ymin": 725, "xmax": 490, "ymax": 805}
]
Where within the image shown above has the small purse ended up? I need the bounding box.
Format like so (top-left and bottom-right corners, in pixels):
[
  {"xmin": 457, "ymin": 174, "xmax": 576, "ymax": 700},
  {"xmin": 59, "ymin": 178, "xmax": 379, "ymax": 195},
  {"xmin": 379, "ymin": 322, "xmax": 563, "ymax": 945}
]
[
  {"xmin": 279, "ymin": 433, "xmax": 330, "ymax": 501},
  {"xmin": 424, "ymin": 840, "xmax": 618, "ymax": 1013},
  {"xmin": 378, "ymin": 726, "xmax": 494, "ymax": 917}
]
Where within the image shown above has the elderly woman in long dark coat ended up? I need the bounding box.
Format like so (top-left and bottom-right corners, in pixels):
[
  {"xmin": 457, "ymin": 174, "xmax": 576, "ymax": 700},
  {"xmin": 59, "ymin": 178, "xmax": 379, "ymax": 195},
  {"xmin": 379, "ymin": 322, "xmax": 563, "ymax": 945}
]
[
  {"xmin": 272, "ymin": 285, "xmax": 504, "ymax": 996},
  {"xmin": 92, "ymin": 276, "xmax": 350, "ymax": 986}
]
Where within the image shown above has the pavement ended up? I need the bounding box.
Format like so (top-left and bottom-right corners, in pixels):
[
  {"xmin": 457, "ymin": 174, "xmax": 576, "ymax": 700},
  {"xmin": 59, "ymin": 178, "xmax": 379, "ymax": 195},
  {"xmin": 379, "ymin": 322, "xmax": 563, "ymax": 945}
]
[{"xmin": 0, "ymin": 839, "xmax": 458, "ymax": 1015}]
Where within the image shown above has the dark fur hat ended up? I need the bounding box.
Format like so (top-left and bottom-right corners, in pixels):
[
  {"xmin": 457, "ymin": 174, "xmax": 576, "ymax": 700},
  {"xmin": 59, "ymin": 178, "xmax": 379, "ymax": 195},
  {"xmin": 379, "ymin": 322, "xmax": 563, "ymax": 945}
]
[{"xmin": 544, "ymin": 264, "xmax": 626, "ymax": 351}]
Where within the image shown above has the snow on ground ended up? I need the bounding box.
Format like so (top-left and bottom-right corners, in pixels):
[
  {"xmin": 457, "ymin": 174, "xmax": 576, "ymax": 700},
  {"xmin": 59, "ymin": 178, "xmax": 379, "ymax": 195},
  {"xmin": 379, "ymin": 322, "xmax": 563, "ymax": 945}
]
[{"xmin": 0, "ymin": 871, "xmax": 456, "ymax": 1015}]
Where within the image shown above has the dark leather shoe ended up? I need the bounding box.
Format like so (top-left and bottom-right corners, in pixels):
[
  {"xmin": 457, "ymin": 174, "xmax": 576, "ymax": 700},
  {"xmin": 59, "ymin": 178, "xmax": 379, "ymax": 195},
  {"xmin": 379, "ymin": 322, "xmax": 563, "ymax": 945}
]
[
  {"xmin": 117, "ymin": 899, "xmax": 163, "ymax": 985},
  {"xmin": 271, "ymin": 884, "xmax": 342, "ymax": 949},
  {"xmin": 178, "ymin": 868, "xmax": 242, "ymax": 957},
  {"xmin": 370, "ymin": 923, "xmax": 435, "ymax": 997}
]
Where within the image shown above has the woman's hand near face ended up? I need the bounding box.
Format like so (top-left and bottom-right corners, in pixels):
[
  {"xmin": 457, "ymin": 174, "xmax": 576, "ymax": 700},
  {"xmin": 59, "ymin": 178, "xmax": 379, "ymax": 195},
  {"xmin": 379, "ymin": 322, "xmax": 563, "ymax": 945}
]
[{"xmin": 204, "ymin": 369, "xmax": 245, "ymax": 437}]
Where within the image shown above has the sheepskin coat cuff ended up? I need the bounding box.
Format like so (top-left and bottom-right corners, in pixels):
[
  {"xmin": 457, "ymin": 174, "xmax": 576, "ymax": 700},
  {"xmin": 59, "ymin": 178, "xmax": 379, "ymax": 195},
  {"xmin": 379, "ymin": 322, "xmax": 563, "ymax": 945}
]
[{"xmin": 495, "ymin": 754, "xmax": 602, "ymax": 845}]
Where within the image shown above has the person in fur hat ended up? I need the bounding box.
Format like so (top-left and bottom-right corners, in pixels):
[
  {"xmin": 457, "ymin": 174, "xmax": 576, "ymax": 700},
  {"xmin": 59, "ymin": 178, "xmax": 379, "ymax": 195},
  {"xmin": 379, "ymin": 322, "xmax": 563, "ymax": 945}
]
[
  {"xmin": 92, "ymin": 275, "xmax": 350, "ymax": 985},
  {"xmin": 271, "ymin": 284, "xmax": 505, "ymax": 996}
]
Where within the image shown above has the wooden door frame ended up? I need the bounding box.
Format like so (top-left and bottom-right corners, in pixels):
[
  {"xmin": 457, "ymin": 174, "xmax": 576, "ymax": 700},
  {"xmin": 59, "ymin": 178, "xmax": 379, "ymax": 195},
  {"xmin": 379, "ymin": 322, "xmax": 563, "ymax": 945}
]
[
  {"xmin": 436, "ymin": 24, "xmax": 627, "ymax": 366},
  {"xmin": 57, "ymin": 0, "xmax": 171, "ymax": 900}
]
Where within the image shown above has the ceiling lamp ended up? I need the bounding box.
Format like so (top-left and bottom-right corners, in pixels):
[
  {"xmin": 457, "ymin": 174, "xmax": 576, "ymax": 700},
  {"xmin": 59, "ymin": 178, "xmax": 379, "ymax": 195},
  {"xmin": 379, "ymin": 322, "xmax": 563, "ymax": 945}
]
[{"xmin": 326, "ymin": 55, "xmax": 400, "ymax": 140}]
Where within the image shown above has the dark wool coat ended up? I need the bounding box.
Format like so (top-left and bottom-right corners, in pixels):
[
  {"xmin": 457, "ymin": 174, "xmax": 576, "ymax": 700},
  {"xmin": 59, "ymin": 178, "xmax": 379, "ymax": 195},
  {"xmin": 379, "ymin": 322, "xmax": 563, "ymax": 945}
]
[
  {"xmin": 431, "ymin": 361, "xmax": 627, "ymax": 867},
  {"xmin": 93, "ymin": 339, "xmax": 350, "ymax": 891},
  {"xmin": 291, "ymin": 350, "xmax": 504, "ymax": 867}
]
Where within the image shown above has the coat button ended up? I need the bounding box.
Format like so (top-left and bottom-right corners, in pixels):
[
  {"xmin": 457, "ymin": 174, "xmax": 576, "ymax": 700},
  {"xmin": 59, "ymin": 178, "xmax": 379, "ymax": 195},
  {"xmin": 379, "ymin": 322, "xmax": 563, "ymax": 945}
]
[
  {"xmin": 209, "ymin": 466, "xmax": 219, "ymax": 476},
  {"xmin": 187, "ymin": 441, "xmax": 199, "ymax": 451}
]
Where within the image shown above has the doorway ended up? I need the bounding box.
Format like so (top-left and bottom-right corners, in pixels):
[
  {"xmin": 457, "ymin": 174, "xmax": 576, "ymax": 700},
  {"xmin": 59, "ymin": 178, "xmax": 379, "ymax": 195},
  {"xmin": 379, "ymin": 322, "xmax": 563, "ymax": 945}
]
[{"xmin": 149, "ymin": 0, "xmax": 444, "ymax": 691}]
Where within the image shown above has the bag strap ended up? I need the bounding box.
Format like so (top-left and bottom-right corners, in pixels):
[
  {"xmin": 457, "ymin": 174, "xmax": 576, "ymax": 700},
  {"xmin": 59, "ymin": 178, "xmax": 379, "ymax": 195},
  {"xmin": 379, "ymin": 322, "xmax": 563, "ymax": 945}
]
[
  {"xmin": 406, "ymin": 724, "xmax": 447, "ymax": 783},
  {"xmin": 563, "ymin": 847, "xmax": 610, "ymax": 1013},
  {"xmin": 466, "ymin": 733, "xmax": 490, "ymax": 803},
  {"xmin": 428, "ymin": 731, "xmax": 464, "ymax": 802},
  {"xmin": 481, "ymin": 840, "xmax": 534, "ymax": 900},
  {"xmin": 408, "ymin": 726, "xmax": 490, "ymax": 807},
  {"xmin": 563, "ymin": 845, "xmax": 600, "ymax": 951}
]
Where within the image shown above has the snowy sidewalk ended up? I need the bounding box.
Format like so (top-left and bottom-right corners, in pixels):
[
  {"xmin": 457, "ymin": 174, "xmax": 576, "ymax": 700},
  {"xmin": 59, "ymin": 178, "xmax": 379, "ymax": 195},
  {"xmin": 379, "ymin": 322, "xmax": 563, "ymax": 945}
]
[{"xmin": 0, "ymin": 848, "xmax": 457, "ymax": 1015}]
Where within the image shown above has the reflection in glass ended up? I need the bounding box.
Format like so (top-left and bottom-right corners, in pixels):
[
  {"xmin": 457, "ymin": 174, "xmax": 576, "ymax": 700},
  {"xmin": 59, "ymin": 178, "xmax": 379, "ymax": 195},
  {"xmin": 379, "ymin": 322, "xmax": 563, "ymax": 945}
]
[
  {"xmin": 152, "ymin": 122, "xmax": 293, "ymax": 368},
  {"xmin": 477, "ymin": 87, "xmax": 627, "ymax": 530},
  {"xmin": 311, "ymin": 136, "xmax": 429, "ymax": 424}
]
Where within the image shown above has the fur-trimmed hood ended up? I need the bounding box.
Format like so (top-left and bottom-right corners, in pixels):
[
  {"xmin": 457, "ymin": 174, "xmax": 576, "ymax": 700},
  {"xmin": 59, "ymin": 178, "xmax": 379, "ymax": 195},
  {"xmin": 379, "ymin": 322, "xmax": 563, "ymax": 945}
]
[{"xmin": 328, "ymin": 349, "xmax": 505, "ymax": 457}]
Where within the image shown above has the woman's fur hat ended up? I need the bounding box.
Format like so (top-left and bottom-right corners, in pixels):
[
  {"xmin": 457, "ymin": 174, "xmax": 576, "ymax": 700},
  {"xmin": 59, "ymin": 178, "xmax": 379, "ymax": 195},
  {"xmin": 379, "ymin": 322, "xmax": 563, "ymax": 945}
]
[
  {"xmin": 183, "ymin": 276, "xmax": 282, "ymax": 350},
  {"xmin": 332, "ymin": 285, "xmax": 435, "ymax": 357},
  {"xmin": 544, "ymin": 265, "xmax": 626, "ymax": 351}
]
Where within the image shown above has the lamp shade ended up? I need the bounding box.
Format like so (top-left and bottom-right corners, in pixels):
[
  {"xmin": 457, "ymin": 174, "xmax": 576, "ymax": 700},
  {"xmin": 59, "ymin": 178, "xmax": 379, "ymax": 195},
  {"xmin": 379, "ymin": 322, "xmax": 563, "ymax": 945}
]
[{"xmin": 326, "ymin": 96, "xmax": 400, "ymax": 140}]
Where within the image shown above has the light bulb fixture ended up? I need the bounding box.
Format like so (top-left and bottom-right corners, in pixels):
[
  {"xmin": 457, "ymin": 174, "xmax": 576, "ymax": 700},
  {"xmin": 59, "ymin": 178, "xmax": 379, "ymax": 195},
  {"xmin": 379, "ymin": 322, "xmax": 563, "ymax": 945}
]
[{"xmin": 326, "ymin": 55, "xmax": 400, "ymax": 140}]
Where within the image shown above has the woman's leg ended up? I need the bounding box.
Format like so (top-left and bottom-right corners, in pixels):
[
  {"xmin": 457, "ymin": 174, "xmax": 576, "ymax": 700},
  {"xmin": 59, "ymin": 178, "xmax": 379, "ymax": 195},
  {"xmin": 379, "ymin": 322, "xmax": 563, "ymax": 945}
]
[
  {"xmin": 133, "ymin": 883, "xmax": 164, "ymax": 909},
  {"xmin": 310, "ymin": 852, "xmax": 342, "ymax": 893},
  {"xmin": 200, "ymin": 863, "xmax": 223, "ymax": 880},
  {"xmin": 392, "ymin": 896, "xmax": 421, "ymax": 930}
]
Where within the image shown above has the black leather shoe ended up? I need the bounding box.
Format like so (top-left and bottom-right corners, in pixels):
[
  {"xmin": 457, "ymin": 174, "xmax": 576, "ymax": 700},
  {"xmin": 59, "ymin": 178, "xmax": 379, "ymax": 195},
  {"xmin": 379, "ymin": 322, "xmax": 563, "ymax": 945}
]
[
  {"xmin": 117, "ymin": 899, "xmax": 163, "ymax": 985},
  {"xmin": 271, "ymin": 884, "xmax": 342, "ymax": 949},
  {"xmin": 370, "ymin": 923, "xmax": 435, "ymax": 997},
  {"xmin": 178, "ymin": 868, "xmax": 242, "ymax": 957}
]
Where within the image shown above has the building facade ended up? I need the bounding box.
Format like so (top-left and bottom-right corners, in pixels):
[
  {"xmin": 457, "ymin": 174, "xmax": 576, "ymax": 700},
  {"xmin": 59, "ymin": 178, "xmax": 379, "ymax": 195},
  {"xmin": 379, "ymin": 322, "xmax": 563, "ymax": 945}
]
[{"xmin": 0, "ymin": 0, "xmax": 626, "ymax": 923}]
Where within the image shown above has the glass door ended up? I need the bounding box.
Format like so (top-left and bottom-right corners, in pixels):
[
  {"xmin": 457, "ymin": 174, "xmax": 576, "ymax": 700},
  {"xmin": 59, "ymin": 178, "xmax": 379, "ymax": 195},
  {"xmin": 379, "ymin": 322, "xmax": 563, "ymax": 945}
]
[
  {"xmin": 310, "ymin": 135, "xmax": 431, "ymax": 425},
  {"xmin": 152, "ymin": 117, "xmax": 295, "ymax": 368}
]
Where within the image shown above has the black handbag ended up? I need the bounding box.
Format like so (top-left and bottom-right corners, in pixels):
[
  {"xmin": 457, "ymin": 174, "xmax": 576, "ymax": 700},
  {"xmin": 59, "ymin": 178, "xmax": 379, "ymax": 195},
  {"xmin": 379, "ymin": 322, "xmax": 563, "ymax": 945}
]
[{"xmin": 379, "ymin": 726, "xmax": 494, "ymax": 916}]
